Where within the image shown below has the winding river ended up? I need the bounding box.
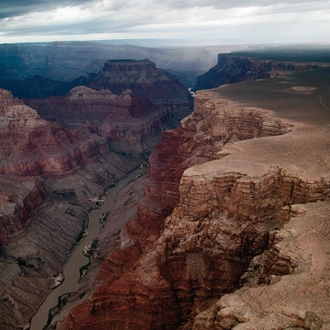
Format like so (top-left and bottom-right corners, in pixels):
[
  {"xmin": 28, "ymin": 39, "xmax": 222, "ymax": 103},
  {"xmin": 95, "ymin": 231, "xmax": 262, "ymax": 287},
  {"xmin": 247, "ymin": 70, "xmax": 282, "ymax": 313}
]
[{"xmin": 29, "ymin": 167, "xmax": 146, "ymax": 330}]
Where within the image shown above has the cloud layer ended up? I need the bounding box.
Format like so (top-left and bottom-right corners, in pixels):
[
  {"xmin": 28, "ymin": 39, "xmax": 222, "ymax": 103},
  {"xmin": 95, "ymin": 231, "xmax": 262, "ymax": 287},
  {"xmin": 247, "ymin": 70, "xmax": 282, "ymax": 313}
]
[{"xmin": 0, "ymin": 0, "xmax": 329, "ymax": 44}]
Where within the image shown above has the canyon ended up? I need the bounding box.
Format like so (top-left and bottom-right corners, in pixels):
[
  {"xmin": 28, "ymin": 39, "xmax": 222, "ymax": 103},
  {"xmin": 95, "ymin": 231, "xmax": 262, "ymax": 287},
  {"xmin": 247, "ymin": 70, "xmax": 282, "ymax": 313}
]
[
  {"xmin": 0, "ymin": 87, "xmax": 139, "ymax": 329},
  {"xmin": 0, "ymin": 48, "xmax": 329, "ymax": 330},
  {"xmin": 0, "ymin": 57, "xmax": 191, "ymax": 329}
]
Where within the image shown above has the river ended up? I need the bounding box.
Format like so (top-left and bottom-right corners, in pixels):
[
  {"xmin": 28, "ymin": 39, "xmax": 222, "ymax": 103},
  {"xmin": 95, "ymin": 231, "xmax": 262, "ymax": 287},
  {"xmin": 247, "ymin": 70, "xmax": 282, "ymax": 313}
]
[{"xmin": 29, "ymin": 166, "xmax": 146, "ymax": 330}]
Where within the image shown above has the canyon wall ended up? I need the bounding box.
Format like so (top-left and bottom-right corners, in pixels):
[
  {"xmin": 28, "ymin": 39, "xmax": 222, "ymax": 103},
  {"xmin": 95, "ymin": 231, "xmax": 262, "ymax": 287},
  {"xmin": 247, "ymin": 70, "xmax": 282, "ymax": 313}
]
[
  {"xmin": 0, "ymin": 57, "xmax": 192, "ymax": 329},
  {"xmin": 58, "ymin": 75, "xmax": 330, "ymax": 330},
  {"xmin": 195, "ymin": 54, "xmax": 329, "ymax": 90},
  {"xmin": 26, "ymin": 87, "xmax": 165, "ymax": 158}
]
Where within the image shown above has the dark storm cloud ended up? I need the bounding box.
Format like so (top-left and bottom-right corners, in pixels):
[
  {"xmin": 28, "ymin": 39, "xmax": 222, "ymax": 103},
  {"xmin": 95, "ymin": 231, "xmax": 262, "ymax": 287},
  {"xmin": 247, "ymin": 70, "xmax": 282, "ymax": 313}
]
[
  {"xmin": 0, "ymin": 0, "xmax": 92, "ymax": 18},
  {"xmin": 1, "ymin": 0, "xmax": 327, "ymax": 18}
]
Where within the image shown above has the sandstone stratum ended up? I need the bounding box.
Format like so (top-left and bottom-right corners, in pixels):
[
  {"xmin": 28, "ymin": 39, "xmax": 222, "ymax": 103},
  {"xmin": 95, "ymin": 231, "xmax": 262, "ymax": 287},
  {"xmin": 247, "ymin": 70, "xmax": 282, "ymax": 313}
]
[{"xmin": 58, "ymin": 68, "xmax": 330, "ymax": 329}]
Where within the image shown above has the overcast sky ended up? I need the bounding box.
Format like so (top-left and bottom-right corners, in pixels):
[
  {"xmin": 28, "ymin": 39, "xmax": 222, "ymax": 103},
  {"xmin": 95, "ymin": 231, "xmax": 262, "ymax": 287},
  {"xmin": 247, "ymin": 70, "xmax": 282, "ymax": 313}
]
[{"xmin": 0, "ymin": 0, "xmax": 329, "ymax": 45}]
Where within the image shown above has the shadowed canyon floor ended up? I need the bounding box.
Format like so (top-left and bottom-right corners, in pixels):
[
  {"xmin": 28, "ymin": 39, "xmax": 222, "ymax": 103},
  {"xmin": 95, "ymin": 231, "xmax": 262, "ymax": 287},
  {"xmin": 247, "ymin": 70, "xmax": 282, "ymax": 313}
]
[{"xmin": 57, "ymin": 68, "xmax": 330, "ymax": 329}]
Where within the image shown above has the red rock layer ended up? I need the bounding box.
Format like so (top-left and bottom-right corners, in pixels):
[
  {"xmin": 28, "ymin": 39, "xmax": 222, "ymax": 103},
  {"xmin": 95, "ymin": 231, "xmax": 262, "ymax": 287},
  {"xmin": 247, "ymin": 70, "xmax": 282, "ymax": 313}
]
[
  {"xmin": 0, "ymin": 89, "xmax": 109, "ymax": 177},
  {"xmin": 87, "ymin": 59, "xmax": 188, "ymax": 103},
  {"xmin": 59, "ymin": 92, "xmax": 294, "ymax": 330},
  {"xmin": 0, "ymin": 88, "xmax": 144, "ymax": 328}
]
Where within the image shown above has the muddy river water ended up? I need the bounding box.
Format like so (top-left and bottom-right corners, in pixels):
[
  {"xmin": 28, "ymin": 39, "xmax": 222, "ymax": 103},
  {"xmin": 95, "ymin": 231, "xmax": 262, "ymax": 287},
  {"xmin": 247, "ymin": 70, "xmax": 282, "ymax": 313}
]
[{"xmin": 29, "ymin": 167, "xmax": 146, "ymax": 330}]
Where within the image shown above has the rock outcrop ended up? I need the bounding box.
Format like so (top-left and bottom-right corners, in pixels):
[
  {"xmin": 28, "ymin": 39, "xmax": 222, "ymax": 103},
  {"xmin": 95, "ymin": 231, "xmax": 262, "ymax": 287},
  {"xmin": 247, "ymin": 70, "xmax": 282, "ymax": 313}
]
[
  {"xmin": 84, "ymin": 59, "xmax": 191, "ymax": 126},
  {"xmin": 195, "ymin": 54, "xmax": 329, "ymax": 90},
  {"xmin": 59, "ymin": 68, "xmax": 330, "ymax": 330},
  {"xmin": 26, "ymin": 60, "xmax": 192, "ymax": 158}
]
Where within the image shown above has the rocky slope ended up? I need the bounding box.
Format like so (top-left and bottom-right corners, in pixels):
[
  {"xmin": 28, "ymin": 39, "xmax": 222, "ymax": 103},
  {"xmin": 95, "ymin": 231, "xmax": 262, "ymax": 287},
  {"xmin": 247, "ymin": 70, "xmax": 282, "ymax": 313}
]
[
  {"xmin": 0, "ymin": 89, "xmax": 139, "ymax": 330},
  {"xmin": 0, "ymin": 89, "xmax": 110, "ymax": 177},
  {"xmin": 195, "ymin": 54, "xmax": 330, "ymax": 90},
  {"xmin": 58, "ymin": 69, "xmax": 330, "ymax": 329}
]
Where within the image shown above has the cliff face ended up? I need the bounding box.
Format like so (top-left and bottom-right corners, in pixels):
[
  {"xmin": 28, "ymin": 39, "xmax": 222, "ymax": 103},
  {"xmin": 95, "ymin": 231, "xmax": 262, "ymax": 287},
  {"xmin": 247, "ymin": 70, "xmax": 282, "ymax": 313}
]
[
  {"xmin": 59, "ymin": 64, "xmax": 330, "ymax": 329},
  {"xmin": 59, "ymin": 82, "xmax": 330, "ymax": 329},
  {"xmin": 195, "ymin": 54, "xmax": 326, "ymax": 90},
  {"xmin": 193, "ymin": 202, "xmax": 330, "ymax": 330}
]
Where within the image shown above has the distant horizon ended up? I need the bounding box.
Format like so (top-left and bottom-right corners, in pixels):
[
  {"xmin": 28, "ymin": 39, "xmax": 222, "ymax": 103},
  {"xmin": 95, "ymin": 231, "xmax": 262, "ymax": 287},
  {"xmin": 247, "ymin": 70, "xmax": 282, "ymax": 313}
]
[{"xmin": 1, "ymin": 38, "xmax": 330, "ymax": 49}]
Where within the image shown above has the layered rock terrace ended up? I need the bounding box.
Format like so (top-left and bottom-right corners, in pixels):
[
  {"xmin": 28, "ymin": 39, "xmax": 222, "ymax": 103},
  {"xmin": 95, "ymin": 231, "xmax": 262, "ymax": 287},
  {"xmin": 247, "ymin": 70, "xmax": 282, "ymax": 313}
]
[{"xmin": 25, "ymin": 60, "xmax": 192, "ymax": 158}]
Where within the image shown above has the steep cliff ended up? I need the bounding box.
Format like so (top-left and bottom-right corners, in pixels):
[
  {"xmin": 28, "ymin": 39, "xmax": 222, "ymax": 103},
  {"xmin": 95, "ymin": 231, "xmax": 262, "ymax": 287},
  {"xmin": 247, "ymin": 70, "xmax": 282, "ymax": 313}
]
[
  {"xmin": 195, "ymin": 54, "xmax": 328, "ymax": 90},
  {"xmin": 193, "ymin": 201, "xmax": 330, "ymax": 330},
  {"xmin": 59, "ymin": 69, "xmax": 330, "ymax": 329}
]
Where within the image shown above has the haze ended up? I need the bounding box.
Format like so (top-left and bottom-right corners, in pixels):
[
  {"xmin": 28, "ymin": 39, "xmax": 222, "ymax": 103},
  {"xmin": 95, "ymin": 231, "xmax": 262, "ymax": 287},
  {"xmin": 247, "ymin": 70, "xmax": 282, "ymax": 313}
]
[{"xmin": 0, "ymin": 0, "xmax": 329, "ymax": 45}]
